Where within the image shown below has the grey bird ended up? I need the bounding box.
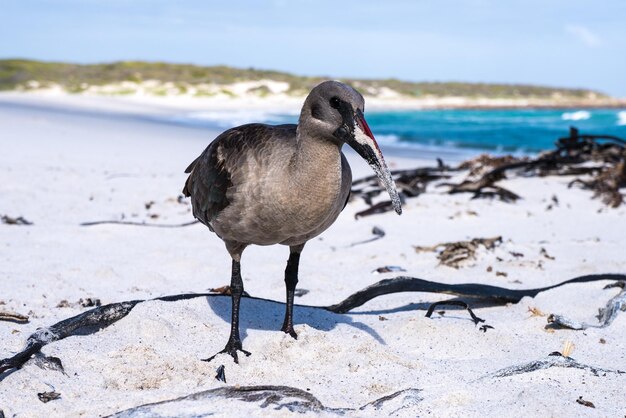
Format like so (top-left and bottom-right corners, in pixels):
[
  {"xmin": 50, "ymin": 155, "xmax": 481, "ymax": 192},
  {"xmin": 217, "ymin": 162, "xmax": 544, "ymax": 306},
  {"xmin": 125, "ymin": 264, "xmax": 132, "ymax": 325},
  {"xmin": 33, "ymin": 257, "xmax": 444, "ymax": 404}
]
[{"xmin": 183, "ymin": 80, "xmax": 402, "ymax": 363}]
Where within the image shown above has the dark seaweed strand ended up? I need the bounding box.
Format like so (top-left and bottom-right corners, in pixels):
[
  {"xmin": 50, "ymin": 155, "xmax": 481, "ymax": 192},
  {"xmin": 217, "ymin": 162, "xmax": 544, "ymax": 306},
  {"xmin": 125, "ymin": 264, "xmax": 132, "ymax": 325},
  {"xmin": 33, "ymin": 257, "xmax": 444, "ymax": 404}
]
[
  {"xmin": 2, "ymin": 274, "xmax": 625, "ymax": 375},
  {"xmin": 0, "ymin": 301, "xmax": 140, "ymax": 374},
  {"xmin": 425, "ymin": 300, "xmax": 486, "ymax": 325},
  {"xmin": 324, "ymin": 273, "xmax": 626, "ymax": 313}
]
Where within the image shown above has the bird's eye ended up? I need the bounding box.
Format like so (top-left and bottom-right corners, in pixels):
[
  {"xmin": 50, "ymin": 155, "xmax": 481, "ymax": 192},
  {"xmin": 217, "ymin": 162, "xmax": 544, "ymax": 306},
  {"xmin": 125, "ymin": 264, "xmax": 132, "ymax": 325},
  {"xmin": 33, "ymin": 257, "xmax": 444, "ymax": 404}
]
[{"xmin": 329, "ymin": 97, "xmax": 340, "ymax": 109}]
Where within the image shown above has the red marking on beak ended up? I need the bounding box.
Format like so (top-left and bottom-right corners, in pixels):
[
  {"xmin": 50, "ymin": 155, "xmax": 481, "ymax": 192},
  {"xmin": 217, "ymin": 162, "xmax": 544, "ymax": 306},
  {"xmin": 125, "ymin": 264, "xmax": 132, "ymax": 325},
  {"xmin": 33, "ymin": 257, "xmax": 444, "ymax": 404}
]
[{"xmin": 355, "ymin": 109, "xmax": 381, "ymax": 153}]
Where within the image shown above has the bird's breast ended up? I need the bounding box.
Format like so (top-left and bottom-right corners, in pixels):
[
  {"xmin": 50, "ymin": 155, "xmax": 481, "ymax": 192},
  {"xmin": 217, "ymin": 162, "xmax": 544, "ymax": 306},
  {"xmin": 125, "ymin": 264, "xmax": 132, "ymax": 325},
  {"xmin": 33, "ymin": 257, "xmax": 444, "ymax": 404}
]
[{"xmin": 211, "ymin": 150, "xmax": 349, "ymax": 246}]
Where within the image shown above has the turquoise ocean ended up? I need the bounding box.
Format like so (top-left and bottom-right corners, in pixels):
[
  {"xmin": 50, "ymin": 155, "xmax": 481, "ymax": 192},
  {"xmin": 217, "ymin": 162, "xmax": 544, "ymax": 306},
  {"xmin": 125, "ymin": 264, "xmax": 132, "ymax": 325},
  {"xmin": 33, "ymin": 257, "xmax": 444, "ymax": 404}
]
[{"xmin": 173, "ymin": 108, "xmax": 626, "ymax": 159}]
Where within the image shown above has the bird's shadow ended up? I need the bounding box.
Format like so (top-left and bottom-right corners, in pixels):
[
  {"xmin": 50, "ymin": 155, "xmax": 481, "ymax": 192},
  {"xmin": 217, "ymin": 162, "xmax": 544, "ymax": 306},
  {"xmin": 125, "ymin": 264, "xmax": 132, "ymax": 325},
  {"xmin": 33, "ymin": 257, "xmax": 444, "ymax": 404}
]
[{"xmin": 206, "ymin": 296, "xmax": 386, "ymax": 344}]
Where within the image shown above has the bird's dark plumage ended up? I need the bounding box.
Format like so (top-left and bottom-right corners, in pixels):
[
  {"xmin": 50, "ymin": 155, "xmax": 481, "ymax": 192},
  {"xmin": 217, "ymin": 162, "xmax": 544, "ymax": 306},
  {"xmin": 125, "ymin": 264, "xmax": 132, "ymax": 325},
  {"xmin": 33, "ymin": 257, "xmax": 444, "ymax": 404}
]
[
  {"xmin": 182, "ymin": 81, "xmax": 401, "ymax": 363},
  {"xmin": 183, "ymin": 123, "xmax": 297, "ymax": 230}
]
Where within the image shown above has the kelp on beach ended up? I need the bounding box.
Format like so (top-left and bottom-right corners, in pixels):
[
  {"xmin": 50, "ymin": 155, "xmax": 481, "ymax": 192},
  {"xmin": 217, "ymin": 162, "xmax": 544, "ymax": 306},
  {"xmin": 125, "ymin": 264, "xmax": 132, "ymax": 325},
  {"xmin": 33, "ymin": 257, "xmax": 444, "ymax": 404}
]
[{"xmin": 352, "ymin": 127, "xmax": 626, "ymax": 215}]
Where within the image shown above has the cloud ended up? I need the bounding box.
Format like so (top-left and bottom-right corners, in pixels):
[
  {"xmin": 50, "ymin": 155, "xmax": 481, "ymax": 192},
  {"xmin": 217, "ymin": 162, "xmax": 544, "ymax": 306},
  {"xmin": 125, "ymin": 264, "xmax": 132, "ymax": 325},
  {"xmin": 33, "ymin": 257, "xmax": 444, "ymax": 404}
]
[{"xmin": 565, "ymin": 24, "xmax": 602, "ymax": 47}]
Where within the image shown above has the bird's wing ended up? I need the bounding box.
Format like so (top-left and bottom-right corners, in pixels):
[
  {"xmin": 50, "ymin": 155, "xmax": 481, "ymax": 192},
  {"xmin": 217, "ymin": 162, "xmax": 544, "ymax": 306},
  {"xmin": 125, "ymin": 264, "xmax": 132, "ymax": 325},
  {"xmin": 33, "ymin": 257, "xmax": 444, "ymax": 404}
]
[{"xmin": 182, "ymin": 123, "xmax": 296, "ymax": 228}]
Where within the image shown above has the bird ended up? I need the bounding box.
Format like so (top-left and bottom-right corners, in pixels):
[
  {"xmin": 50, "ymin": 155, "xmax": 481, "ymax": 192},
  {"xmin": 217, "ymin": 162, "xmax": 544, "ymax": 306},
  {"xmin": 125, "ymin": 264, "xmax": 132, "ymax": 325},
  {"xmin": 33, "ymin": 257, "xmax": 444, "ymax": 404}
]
[{"xmin": 183, "ymin": 80, "xmax": 402, "ymax": 363}]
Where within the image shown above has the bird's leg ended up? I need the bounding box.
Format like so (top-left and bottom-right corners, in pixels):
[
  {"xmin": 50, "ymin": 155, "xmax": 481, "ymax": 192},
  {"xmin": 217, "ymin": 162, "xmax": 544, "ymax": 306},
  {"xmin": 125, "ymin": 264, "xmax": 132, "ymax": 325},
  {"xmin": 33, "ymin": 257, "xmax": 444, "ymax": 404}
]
[
  {"xmin": 281, "ymin": 247, "xmax": 302, "ymax": 339},
  {"xmin": 204, "ymin": 259, "xmax": 251, "ymax": 364}
]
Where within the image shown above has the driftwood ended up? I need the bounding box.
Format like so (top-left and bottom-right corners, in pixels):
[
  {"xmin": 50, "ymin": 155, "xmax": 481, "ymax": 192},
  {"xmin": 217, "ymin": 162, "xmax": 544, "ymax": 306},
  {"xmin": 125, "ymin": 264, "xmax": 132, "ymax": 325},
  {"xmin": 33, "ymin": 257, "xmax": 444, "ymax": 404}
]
[
  {"xmin": 351, "ymin": 128, "xmax": 626, "ymax": 216},
  {"xmin": 2, "ymin": 273, "xmax": 625, "ymax": 376}
]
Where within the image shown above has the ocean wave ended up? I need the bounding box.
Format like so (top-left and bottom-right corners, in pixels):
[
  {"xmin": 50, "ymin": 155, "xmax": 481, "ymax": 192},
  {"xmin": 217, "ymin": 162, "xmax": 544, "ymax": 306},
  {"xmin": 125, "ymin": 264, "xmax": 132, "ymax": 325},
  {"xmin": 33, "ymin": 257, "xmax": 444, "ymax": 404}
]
[
  {"xmin": 562, "ymin": 110, "xmax": 591, "ymax": 121},
  {"xmin": 154, "ymin": 108, "xmax": 625, "ymax": 158}
]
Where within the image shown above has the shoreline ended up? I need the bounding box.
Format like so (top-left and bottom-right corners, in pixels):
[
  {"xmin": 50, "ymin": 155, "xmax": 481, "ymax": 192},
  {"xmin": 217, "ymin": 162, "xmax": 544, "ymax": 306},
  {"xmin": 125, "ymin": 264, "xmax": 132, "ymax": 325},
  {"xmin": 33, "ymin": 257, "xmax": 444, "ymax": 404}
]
[
  {"xmin": 3, "ymin": 90, "xmax": 626, "ymax": 112},
  {"xmin": 0, "ymin": 92, "xmax": 546, "ymax": 164},
  {"xmin": 2, "ymin": 91, "xmax": 621, "ymax": 165}
]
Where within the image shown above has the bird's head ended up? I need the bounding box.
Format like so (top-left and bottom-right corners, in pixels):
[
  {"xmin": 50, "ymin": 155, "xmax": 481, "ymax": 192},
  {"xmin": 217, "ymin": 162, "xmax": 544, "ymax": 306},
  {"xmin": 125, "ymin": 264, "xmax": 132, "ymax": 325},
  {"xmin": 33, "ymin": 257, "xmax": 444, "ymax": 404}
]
[{"xmin": 301, "ymin": 80, "xmax": 402, "ymax": 215}]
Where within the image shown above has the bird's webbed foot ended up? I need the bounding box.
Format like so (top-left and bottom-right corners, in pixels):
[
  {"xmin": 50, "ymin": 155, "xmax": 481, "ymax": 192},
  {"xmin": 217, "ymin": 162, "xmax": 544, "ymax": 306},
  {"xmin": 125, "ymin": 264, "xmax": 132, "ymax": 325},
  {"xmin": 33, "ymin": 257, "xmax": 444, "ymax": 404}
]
[{"xmin": 202, "ymin": 338, "xmax": 251, "ymax": 364}]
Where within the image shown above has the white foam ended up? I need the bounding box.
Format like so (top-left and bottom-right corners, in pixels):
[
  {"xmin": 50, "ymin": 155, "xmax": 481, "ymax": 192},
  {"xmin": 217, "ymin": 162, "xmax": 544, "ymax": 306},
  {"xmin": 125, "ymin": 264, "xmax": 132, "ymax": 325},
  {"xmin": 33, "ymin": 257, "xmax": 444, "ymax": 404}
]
[
  {"xmin": 617, "ymin": 111, "xmax": 626, "ymax": 126},
  {"xmin": 562, "ymin": 110, "xmax": 591, "ymax": 121}
]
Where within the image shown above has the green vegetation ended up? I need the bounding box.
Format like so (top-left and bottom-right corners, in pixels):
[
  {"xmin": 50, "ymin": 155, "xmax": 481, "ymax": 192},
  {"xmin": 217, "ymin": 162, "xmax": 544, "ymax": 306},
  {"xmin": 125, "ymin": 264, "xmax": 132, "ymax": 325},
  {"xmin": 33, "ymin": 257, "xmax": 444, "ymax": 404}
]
[{"xmin": 0, "ymin": 59, "xmax": 609, "ymax": 99}]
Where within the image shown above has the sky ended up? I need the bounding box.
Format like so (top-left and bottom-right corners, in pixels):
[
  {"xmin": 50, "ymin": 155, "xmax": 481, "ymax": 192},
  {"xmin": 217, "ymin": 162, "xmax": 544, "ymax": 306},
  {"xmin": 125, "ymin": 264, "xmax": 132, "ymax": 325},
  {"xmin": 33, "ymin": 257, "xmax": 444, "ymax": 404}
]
[{"xmin": 1, "ymin": 0, "xmax": 625, "ymax": 96}]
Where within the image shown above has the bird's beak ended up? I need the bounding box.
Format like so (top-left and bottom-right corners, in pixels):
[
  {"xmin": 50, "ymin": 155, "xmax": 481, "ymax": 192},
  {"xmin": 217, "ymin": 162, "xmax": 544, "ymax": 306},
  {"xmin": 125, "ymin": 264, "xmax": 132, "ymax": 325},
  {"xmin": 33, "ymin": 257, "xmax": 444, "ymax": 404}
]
[{"xmin": 347, "ymin": 109, "xmax": 402, "ymax": 215}]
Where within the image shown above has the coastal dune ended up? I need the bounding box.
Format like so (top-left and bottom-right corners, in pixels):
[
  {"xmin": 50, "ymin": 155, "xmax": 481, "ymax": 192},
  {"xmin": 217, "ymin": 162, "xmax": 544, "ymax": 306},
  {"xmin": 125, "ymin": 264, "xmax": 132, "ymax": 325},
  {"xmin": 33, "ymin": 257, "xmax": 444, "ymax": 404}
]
[{"xmin": 0, "ymin": 94, "xmax": 625, "ymax": 417}]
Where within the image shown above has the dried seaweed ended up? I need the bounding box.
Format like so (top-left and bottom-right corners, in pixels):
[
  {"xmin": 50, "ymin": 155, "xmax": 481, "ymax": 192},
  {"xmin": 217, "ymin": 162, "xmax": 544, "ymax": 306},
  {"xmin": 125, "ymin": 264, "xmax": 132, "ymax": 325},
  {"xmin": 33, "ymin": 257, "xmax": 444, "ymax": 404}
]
[
  {"xmin": 108, "ymin": 385, "xmax": 423, "ymax": 417},
  {"xmin": 57, "ymin": 298, "xmax": 102, "ymax": 308},
  {"xmin": 425, "ymin": 300, "xmax": 485, "ymax": 324},
  {"xmin": 447, "ymin": 128, "xmax": 626, "ymax": 203},
  {"xmin": 348, "ymin": 226, "xmax": 385, "ymax": 247},
  {"xmin": 354, "ymin": 200, "xmax": 398, "ymax": 219},
  {"xmin": 0, "ymin": 310, "xmax": 29, "ymax": 323},
  {"xmin": 32, "ymin": 354, "xmax": 65, "ymax": 374},
  {"xmin": 1, "ymin": 215, "xmax": 32, "ymax": 225},
  {"xmin": 350, "ymin": 128, "xmax": 626, "ymax": 216},
  {"xmin": 215, "ymin": 365, "xmax": 226, "ymax": 383},
  {"xmin": 458, "ymin": 154, "xmax": 527, "ymax": 177},
  {"xmin": 2, "ymin": 274, "xmax": 625, "ymax": 376},
  {"xmin": 483, "ymin": 352, "xmax": 624, "ymax": 379},
  {"xmin": 1, "ymin": 301, "xmax": 140, "ymax": 374},
  {"xmin": 576, "ymin": 396, "xmax": 596, "ymax": 408},
  {"xmin": 414, "ymin": 236, "xmax": 502, "ymax": 268},
  {"xmin": 37, "ymin": 391, "xmax": 61, "ymax": 403},
  {"xmin": 569, "ymin": 155, "xmax": 626, "ymax": 207},
  {"xmin": 352, "ymin": 160, "xmax": 453, "ymax": 199},
  {"xmin": 351, "ymin": 163, "xmax": 453, "ymax": 216},
  {"xmin": 372, "ymin": 266, "xmax": 406, "ymax": 274},
  {"xmin": 547, "ymin": 281, "xmax": 626, "ymax": 330},
  {"xmin": 293, "ymin": 289, "xmax": 309, "ymax": 297}
]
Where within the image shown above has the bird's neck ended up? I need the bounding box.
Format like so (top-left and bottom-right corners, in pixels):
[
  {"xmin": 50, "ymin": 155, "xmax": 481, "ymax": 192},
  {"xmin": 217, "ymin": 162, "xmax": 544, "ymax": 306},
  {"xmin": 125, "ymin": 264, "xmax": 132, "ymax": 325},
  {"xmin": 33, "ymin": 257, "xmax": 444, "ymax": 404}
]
[{"xmin": 291, "ymin": 129, "xmax": 343, "ymax": 192}]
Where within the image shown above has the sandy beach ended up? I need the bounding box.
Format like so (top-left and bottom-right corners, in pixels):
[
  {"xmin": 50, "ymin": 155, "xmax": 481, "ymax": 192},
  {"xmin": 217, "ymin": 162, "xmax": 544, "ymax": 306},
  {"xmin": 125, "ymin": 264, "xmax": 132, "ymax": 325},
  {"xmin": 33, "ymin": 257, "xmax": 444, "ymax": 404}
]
[{"xmin": 1, "ymin": 93, "xmax": 625, "ymax": 417}]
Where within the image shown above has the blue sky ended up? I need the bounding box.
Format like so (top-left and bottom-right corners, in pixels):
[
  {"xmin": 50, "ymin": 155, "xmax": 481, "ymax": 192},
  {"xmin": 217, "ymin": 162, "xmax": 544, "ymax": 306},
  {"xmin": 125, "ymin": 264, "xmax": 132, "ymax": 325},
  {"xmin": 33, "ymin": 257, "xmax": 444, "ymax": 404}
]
[{"xmin": 2, "ymin": 0, "xmax": 625, "ymax": 96}]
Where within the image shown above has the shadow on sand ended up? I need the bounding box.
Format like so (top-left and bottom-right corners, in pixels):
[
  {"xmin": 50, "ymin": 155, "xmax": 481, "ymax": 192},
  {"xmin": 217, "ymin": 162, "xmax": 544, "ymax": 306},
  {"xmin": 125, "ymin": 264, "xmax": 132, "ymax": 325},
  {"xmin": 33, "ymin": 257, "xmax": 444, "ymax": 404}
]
[{"xmin": 206, "ymin": 295, "xmax": 385, "ymax": 344}]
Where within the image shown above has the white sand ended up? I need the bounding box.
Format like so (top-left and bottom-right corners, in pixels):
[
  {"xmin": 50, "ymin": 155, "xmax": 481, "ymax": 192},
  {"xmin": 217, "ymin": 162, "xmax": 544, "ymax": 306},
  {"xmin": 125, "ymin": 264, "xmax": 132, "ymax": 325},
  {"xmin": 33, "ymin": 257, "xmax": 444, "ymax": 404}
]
[{"xmin": 0, "ymin": 93, "xmax": 625, "ymax": 417}]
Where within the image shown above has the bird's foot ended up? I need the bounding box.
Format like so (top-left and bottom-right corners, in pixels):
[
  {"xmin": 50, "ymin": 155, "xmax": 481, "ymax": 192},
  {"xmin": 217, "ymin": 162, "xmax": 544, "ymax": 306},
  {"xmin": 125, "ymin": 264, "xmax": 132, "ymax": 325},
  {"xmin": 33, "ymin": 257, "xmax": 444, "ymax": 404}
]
[
  {"xmin": 202, "ymin": 339, "xmax": 251, "ymax": 364},
  {"xmin": 281, "ymin": 323, "xmax": 298, "ymax": 339}
]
